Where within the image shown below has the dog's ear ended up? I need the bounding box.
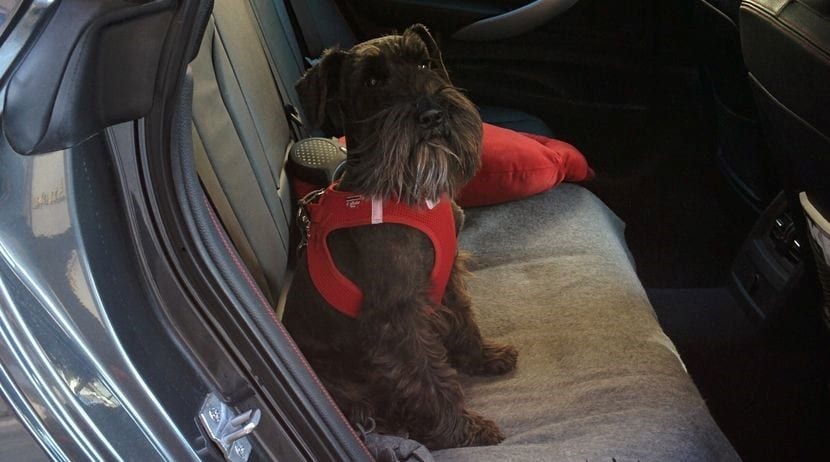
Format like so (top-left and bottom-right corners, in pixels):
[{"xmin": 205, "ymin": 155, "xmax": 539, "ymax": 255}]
[
  {"xmin": 296, "ymin": 47, "xmax": 347, "ymax": 128},
  {"xmin": 404, "ymin": 24, "xmax": 450, "ymax": 80}
]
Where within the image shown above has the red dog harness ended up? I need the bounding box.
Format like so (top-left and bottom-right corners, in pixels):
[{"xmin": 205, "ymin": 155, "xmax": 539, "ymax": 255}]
[{"xmin": 303, "ymin": 184, "xmax": 456, "ymax": 318}]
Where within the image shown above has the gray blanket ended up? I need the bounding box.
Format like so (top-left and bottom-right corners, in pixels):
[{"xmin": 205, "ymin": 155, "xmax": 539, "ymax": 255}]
[{"xmin": 434, "ymin": 185, "xmax": 740, "ymax": 462}]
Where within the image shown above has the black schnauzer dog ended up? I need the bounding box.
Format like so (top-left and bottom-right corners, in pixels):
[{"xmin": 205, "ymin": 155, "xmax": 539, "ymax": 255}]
[{"xmin": 283, "ymin": 24, "xmax": 517, "ymax": 450}]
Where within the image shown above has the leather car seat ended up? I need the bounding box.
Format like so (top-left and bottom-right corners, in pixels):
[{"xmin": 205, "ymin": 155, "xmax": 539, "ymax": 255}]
[
  {"xmin": 287, "ymin": 0, "xmax": 555, "ymax": 137},
  {"xmin": 694, "ymin": 0, "xmax": 775, "ymax": 211},
  {"xmin": 739, "ymin": 0, "xmax": 830, "ymax": 324}
]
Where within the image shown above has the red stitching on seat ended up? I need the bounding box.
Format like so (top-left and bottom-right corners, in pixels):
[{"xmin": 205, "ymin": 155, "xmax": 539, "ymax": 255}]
[{"xmin": 202, "ymin": 194, "xmax": 373, "ymax": 459}]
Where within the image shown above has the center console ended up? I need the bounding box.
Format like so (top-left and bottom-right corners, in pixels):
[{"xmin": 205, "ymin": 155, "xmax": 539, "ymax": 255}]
[{"xmin": 731, "ymin": 193, "xmax": 806, "ymax": 323}]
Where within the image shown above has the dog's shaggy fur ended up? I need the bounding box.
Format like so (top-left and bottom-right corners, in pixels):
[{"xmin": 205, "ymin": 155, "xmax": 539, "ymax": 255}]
[{"xmin": 283, "ymin": 25, "xmax": 517, "ymax": 450}]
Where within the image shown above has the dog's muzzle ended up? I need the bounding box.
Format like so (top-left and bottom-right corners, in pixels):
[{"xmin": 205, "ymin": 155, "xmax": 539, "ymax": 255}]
[{"xmin": 418, "ymin": 108, "xmax": 444, "ymax": 129}]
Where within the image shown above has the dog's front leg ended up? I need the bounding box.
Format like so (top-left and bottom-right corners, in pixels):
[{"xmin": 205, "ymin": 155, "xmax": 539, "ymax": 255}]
[
  {"xmin": 439, "ymin": 252, "xmax": 518, "ymax": 376},
  {"xmin": 360, "ymin": 301, "xmax": 504, "ymax": 449}
]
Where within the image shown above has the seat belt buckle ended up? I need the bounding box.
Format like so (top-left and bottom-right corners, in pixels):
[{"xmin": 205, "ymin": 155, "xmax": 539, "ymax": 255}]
[
  {"xmin": 284, "ymin": 103, "xmax": 305, "ymax": 140},
  {"xmin": 285, "ymin": 104, "xmax": 303, "ymax": 127}
]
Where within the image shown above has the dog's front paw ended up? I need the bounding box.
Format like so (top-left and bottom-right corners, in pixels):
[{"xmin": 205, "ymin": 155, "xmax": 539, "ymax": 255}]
[
  {"xmin": 471, "ymin": 342, "xmax": 518, "ymax": 376},
  {"xmin": 464, "ymin": 411, "xmax": 505, "ymax": 446}
]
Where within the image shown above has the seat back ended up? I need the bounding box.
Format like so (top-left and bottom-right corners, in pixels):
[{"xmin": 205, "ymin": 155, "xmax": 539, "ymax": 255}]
[
  {"xmin": 187, "ymin": 0, "xmax": 358, "ymax": 306},
  {"xmin": 190, "ymin": 0, "xmax": 304, "ymax": 305},
  {"xmin": 694, "ymin": 0, "xmax": 774, "ymax": 209},
  {"xmin": 697, "ymin": 0, "xmax": 754, "ymax": 114},
  {"xmin": 188, "ymin": 0, "xmax": 556, "ymax": 306},
  {"xmin": 285, "ymin": 0, "xmax": 356, "ymax": 59},
  {"xmin": 741, "ymin": 0, "xmax": 830, "ymax": 325},
  {"xmin": 741, "ymin": 0, "xmax": 830, "ymax": 210}
]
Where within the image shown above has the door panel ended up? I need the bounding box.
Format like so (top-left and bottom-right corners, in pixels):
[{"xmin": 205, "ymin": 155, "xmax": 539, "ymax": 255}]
[{"xmin": 350, "ymin": 0, "xmax": 577, "ymax": 39}]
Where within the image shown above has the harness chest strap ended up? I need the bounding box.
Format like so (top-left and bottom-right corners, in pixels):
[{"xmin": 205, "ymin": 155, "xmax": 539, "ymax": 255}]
[{"xmin": 305, "ymin": 184, "xmax": 457, "ymax": 318}]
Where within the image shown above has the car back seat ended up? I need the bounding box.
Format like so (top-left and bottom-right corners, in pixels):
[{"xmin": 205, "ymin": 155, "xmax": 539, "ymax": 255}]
[
  {"xmin": 283, "ymin": 0, "xmax": 556, "ymax": 137},
  {"xmin": 189, "ymin": 1, "xmax": 300, "ymax": 306},
  {"xmin": 189, "ymin": 0, "xmax": 740, "ymax": 459}
]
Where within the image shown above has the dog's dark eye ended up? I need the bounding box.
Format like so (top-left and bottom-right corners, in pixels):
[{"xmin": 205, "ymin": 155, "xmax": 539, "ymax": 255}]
[
  {"xmin": 418, "ymin": 60, "xmax": 430, "ymax": 70},
  {"xmin": 366, "ymin": 76, "xmax": 379, "ymax": 87}
]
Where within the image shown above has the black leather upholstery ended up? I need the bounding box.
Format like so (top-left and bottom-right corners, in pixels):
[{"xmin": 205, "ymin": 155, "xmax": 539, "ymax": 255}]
[
  {"xmin": 802, "ymin": 0, "xmax": 830, "ymax": 15},
  {"xmin": 706, "ymin": 0, "xmax": 743, "ymax": 22},
  {"xmin": 741, "ymin": 0, "xmax": 830, "ymax": 209},
  {"xmin": 190, "ymin": 3, "xmax": 297, "ymax": 304},
  {"xmin": 698, "ymin": 0, "xmax": 754, "ymax": 113},
  {"xmin": 694, "ymin": 0, "xmax": 774, "ymax": 209},
  {"xmin": 477, "ymin": 105, "xmax": 553, "ymax": 137}
]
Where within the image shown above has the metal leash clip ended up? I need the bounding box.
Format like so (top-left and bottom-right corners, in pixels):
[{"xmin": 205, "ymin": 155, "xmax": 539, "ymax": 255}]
[{"xmin": 296, "ymin": 188, "xmax": 326, "ymax": 253}]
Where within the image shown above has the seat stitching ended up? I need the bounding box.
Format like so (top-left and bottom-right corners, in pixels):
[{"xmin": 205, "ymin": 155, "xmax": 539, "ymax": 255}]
[
  {"xmin": 213, "ymin": 15, "xmax": 283, "ymax": 194},
  {"xmin": 208, "ymin": 29, "xmax": 289, "ymax": 252},
  {"xmin": 202, "ymin": 194, "xmax": 373, "ymax": 459},
  {"xmin": 192, "ymin": 118, "xmax": 277, "ymax": 299}
]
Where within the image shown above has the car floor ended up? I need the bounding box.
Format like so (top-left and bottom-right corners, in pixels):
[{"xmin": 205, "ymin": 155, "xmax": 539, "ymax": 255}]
[
  {"xmin": 572, "ymin": 69, "xmax": 830, "ymax": 461},
  {"xmin": 650, "ymin": 288, "xmax": 830, "ymax": 461}
]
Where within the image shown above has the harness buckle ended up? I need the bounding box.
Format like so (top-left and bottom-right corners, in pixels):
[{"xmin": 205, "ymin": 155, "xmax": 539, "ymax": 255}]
[{"xmin": 296, "ymin": 188, "xmax": 327, "ymax": 253}]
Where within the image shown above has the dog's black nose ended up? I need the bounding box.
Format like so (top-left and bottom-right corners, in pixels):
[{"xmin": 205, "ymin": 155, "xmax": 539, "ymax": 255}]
[{"xmin": 418, "ymin": 109, "xmax": 444, "ymax": 129}]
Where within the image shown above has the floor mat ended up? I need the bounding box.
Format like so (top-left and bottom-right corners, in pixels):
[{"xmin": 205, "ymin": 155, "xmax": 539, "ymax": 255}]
[{"xmin": 649, "ymin": 288, "xmax": 830, "ymax": 461}]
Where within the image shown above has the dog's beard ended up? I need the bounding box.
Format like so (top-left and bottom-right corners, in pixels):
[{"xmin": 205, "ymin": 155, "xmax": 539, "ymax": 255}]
[{"xmin": 343, "ymin": 91, "xmax": 482, "ymax": 206}]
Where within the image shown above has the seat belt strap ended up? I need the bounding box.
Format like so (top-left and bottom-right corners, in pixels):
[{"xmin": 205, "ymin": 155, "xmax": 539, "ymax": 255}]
[
  {"xmin": 801, "ymin": 192, "xmax": 830, "ymax": 266},
  {"xmin": 247, "ymin": 0, "xmax": 307, "ymax": 141},
  {"xmin": 283, "ymin": 0, "xmax": 325, "ymax": 62}
]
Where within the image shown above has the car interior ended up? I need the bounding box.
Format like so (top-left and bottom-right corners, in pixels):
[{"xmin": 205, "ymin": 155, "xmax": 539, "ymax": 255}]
[
  {"xmin": 0, "ymin": 0, "xmax": 828, "ymax": 460},
  {"xmin": 183, "ymin": 0, "xmax": 829, "ymax": 459}
]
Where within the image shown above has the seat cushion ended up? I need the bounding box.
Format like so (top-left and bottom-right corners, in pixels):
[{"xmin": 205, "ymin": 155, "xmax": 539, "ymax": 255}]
[
  {"xmin": 702, "ymin": 0, "xmax": 742, "ymax": 23},
  {"xmin": 435, "ymin": 185, "xmax": 739, "ymax": 461}
]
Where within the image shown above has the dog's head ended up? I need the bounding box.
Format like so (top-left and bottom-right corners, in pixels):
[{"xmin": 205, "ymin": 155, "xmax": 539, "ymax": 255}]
[{"xmin": 297, "ymin": 24, "xmax": 482, "ymax": 204}]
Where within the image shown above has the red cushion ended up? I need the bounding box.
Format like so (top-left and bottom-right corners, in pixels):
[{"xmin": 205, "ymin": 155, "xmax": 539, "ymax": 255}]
[
  {"xmin": 456, "ymin": 123, "xmax": 594, "ymax": 207},
  {"xmin": 290, "ymin": 123, "xmax": 593, "ymax": 207}
]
